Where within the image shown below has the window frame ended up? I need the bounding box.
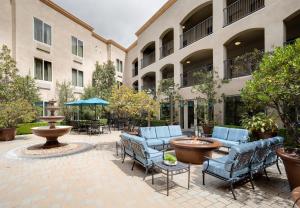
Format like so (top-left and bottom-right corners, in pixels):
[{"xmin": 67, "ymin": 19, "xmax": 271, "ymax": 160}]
[
  {"xmin": 72, "ymin": 68, "xmax": 84, "ymax": 87},
  {"xmin": 33, "ymin": 17, "xmax": 51, "ymax": 45},
  {"xmin": 116, "ymin": 59, "xmax": 123, "ymax": 72},
  {"xmin": 71, "ymin": 36, "xmax": 84, "ymax": 58},
  {"xmin": 34, "ymin": 58, "xmax": 52, "ymax": 82}
]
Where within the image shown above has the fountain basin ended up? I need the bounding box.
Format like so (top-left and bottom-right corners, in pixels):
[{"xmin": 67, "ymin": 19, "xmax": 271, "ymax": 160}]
[
  {"xmin": 31, "ymin": 126, "xmax": 72, "ymax": 148},
  {"xmin": 39, "ymin": 116, "xmax": 65, "ymax": 123}
]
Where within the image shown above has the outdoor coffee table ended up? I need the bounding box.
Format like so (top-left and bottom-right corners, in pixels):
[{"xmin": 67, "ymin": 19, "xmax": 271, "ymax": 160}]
[
  {"xmin": 152, "ymin": 161, "xmax": 190, "ymax": 196},
  {"xmin": 170, "ymin": 137, "xmax": 221, "ymax": 165}
]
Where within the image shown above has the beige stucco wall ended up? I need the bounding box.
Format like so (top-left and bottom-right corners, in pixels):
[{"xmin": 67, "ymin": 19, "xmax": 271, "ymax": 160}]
[
  {"xmin": 0, "ymin": 0, "xmax": 126, "ymax": 101},
  {"xmin": 125, "ymin": 0, "xmax": 300, "ymax": 127}
]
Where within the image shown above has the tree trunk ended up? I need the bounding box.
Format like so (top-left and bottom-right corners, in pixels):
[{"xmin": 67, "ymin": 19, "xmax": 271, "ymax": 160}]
[
  {"xmin": 170, "ymin": 96, "xmax": 173, "ymax": 125},
  {"xmin": 148, "ymin": 113, "xmax": 151, "ymax": 127}
]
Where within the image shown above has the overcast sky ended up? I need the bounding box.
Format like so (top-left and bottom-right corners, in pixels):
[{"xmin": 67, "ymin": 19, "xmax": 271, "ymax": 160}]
[{"xmin": 53, "ymin": 0, "xmax": 168, "ymax": 47}]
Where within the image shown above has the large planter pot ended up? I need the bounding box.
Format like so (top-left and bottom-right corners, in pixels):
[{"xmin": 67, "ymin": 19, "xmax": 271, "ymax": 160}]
[
  {"xmin": 277, "ymin": 148, "xmax": 300, "ymax": 190},
  {"xmin": 0, "ymin": 128, "xmax": 16, "ymax": 141},
  {"xmin": 252, "ymin": 130, "xmax": 277, "ymax": 139},
  {"xmin": 202, "ymin": 125, "xmax": 214, "ymax": 135}
]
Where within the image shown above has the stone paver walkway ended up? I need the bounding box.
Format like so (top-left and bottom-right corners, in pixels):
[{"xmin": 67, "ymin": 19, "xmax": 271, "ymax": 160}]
[{"xmin": 0, "ymin": 131, "xmax": 293, "ymax": 208}]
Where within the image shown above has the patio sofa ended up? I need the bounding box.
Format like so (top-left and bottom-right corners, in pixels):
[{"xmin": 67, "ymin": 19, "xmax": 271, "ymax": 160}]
[
  {"xmin": 120, "ymin": 133, "xmax": 163, "ymax": 179},
  {"xmin": 202, "ymin": 136, "xmax": 284, "ymax": 200},
  {"xmin": 210, "ymin": 126, "xmax": 249, "ymax": 148},
  {"xmin": 139, "ymin": 125, "xmax": 186, "ymax": 150}
]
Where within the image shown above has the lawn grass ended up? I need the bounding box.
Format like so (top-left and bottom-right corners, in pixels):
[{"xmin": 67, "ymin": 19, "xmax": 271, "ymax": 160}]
[{"xmin": 16, "ymin": 122, "xmax": 48, "ymax": 135}]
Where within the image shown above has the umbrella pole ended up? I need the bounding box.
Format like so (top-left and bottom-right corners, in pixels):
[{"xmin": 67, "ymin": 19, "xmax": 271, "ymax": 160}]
[{"xmin": 95, "ymin": 105, "xmax": 96, "ymax": 120}]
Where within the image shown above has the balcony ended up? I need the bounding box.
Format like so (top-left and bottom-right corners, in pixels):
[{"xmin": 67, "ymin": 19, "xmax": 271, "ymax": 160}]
[
  {"xmin": 224, "ymin": 50, "xmax": 264, "ymax": 79},
  {"xmin": 160, "ymin": 40, "xmax": 174, "ymax": 59},
  {"xmin": 180, "ymin": 17, "xmax": 213, "ymax": 48},
  {"xmin": 224, "ymin": 0, "xmax": 265, "ymax": 26},
  {"xmin": 181, "ymin": 64, "xmax": 213, "ymax": 87},
  {"xmin": 141, "ymin": 51, "xmax": 155, "ymax": 69},
  {"xmin": 141, "ymin": 86, "xmax": 156, "ymax": 97},
  {"xmin": 132, "ymin": 67, "xmax": 138, "ymax": 77}
]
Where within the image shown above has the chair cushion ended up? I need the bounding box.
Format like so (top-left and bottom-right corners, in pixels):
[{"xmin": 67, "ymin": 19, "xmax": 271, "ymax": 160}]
[
  {"xmin": 140, "ymin": 127, "xmax": 157, "ymax": 139},
  {"xmin": 227, "ymin": 128, "xmax": 249, "ymax": 142},
  {"xmin": 155, "ymin": 126, "xmax": 171, "ymax": 138},
  {"xmin": 158, "ymin": 137, "xmax": 173, "ymax": 144},
  {"xmin": 171, "ymin": 135, "xmax": 187, "ymax": 140},
  {"xmin": 135, "ymin": 149, "xmax": 163, "ymax": 166},
  {"xmin": 168, "ymin": 125, "xmax": 183, "ymax": 137},
  {"xmin": 203, "ymin": 156, "xmax": 249, "ymax": 179},
  {"xmin": 209, "ymin": 138, "xmax": 239, "ymax": 148},
  {"xmin": 146, "ymin": 139, "xmax": 164, "ymax": 147},
  {"xmin": 212, "ymin": 127, "xmax": 229, "ymax": 140}
]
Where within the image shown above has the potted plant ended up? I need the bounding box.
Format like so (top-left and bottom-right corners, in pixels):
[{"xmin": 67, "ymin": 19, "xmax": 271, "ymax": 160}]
[
  {"xmin": 241, "ymin": 113, "xmax": 278, "ymax": 139},
  {"xmin": 163, "ymin": 153, "xmax": 177, "ymax": 166},
  {"xmin": 0, "ymin": 45, "xmax": 39, "ymax": 141},
  {"xmin": 241, "ymin": 39, "xmax": 300, "ymax": 189}
]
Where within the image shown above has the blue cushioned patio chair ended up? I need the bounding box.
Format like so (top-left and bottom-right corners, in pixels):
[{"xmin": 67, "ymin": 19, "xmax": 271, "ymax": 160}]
[
  {"xmin": 202, "ymin": 143, "xmax": 256, "ymax": 200},
  {"xmin": 130, "ymin": 139, "xmax": 164, "ymax": 180},
  {"xmin": 120, "ymin": 134, "xmax": 134, "ymax": 163},
  {"xmin": 264, "ymin": 137, "xmax": 284, "ymax": 175},
  {"xmin": 250, "ymin": 140, "xmax": 271, "ymax": 180}
]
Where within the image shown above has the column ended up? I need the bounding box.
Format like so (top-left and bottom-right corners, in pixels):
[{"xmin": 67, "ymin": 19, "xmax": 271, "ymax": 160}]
[{"xmin": 265, "ymin": 21, "xmax": 285, "ymax": 51}]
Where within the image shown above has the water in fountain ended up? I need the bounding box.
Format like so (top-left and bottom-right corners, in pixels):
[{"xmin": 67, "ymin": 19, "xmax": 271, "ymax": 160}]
[{"xmin": 31, "ymin": 100, "xmax": 72, "ymax": 149}]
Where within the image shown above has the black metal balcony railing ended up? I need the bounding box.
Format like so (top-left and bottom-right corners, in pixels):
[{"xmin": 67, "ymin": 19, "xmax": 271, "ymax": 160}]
[
  {"xmin": 284, "ymin": 38, "xmax": 298, "ymax": 46},
  {"xmin": 224, "ymin": 50, "xmax": 264, "ymax": 79},
  {"xmin": 180, "ymin": 16, "xmax": 213, "ymax": 48},
  {"xmin": 160, "ymin": 40, "xmax": 174, "ymax": 59},
  {"xmin": 141, "ymin": 51, "xmax": 155, "ymax": 69},
  {"xmin": 224, "ymin": 0, "xmax": 265, "ymax": 26},
  {"xmin": 141, "ymin": 86, "xmax": 156, "ymax": 97},
  {"xmin": 180, "ymin": 64, "xmax": 213, "ymax": 87},
  {"xmin": 132, "ymin": 67, "xmax": 138, "ymax": 77}
]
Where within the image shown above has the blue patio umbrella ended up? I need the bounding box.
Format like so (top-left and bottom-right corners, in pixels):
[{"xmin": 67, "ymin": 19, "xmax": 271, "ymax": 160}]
[{"xmin": 65, "ymin": 98, "xmax": 109, "ymax": 120}]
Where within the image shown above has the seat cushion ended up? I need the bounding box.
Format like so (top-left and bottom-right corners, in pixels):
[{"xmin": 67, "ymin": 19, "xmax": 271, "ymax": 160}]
[
  {"xmin": 146, "ymin": 139, "xmax": 164, "ymax": 147},
  {"xmin": 210, "ymin": 138, "xmax": 239, "ymax": 148},
  {"xmin": 155, "ymin": 126, "xmax": 170, "ymax": 138},
  {"xmin": 203, "ymin": 156, "xmax": 249, "ymax": 179},
  {"xmin": 212, "ymin": 126, "xmax": 229, "ymax": 140},
  {"xmin": 168, "ymin": 125, "xmax": 183, "ymax": 137},
  {"xmin": 140, "ymin": 127, "xmax": 157, "ymax": 139},
  {"xmin": 227, "ymin": 128, "xmax": 249, "ymax": 142},
  {"xmin": 158, "ymin": 137, "xmax": 173, "ymax": 144}
]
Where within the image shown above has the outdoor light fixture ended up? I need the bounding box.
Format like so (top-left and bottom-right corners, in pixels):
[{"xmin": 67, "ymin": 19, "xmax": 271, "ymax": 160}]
[
  {"xmin": 182, "ymin": 26, "xmax": 185, "ymax": 29},
  {"xmin": 235, "ymin": 41, "xmax": 241, "ymax": 46},
  {"xmin": 186, "ymin": 60, "xmax": 191, "ymax": 64}
]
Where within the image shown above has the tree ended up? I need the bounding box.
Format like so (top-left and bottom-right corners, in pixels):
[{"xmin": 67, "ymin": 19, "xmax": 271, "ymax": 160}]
[
  {"xmin": 56, "ymin": 81, "xmax": 75, "ymax": 122},
  {"xmin": 192, "ymin": 69, "xmax": 224, "ymax": 126},
  {"xmin": 241, "ymin": 39, "xmax": 300, "ymax": 145},
  {"xmin": 92, "ymin": 61, "xmax": 116, "ymax": 99},
  {"xmin": 157, "ymin": 78, "xmax": 181, "ymax": 124},
  {"xmin": 0, "ymin": 45, "xmax": 39, "ymax": 128},
  {"xmin": 109, "ymin": 85, "xmax": 159, "ymax": 129}
]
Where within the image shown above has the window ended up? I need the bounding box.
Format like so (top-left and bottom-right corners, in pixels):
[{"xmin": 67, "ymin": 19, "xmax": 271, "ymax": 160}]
[
  {"xmin": 116, "ymin": 59, "xmax": 123, "ymax": 72},
  {"xmin": 34, "ymin": 17, "xmax": 51, "ymax": 45},
  {"xmin": 72, "ymin": 36, "xmax": 83, "ymax": 57},
  {"xmin": 34, "ymin": 58, "xmax": 52, "ymax": 81},
  {"xmin": 224, "ymin": 96, "xmax": 245, "ymax": 126},
  {"xmin": 72, "ymin": 69, "xmax": 83, "ymax": 87}
]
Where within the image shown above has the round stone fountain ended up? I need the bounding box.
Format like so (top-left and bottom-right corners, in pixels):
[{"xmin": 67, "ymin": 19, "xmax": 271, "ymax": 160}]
[
  {"xmin": 31, "ymin": 100, "xmax": 72, "ymax": 149},
  {"xmin": 4, "ymin": 100, "xmax": 94, "ymax": 159}
]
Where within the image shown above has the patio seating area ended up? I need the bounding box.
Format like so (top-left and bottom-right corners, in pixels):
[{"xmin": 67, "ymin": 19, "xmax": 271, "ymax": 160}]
[{"xmin": 0, "ymin": 131, "xmax": 293, "ymax": 207}]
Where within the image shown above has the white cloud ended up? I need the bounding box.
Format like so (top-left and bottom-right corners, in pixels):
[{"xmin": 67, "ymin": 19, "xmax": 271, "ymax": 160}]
[{"xmin": 53, "ymin": 0, "xmax": 168, "ymax": 47}]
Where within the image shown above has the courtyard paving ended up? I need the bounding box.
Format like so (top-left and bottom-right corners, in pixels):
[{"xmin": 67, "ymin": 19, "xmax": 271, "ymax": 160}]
[{"xmin": 0, "ymin": 131, "xmax": 293, "ymax": 208}]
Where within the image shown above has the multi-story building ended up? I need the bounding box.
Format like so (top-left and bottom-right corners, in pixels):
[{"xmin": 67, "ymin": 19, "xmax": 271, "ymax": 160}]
[
  {"xmin": 124, "ymin": 0, "xmax": 300, "ymax": 129},
  {"xmin": 1, "ymin": 0, "xmax": 300, "ymax": 128},
  {"xmin": 0, "ymin": 0, "xmax": 126, "ymax": 114}
]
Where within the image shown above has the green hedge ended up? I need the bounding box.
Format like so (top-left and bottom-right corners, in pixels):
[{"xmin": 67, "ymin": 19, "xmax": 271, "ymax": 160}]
[
  {"xmin": 138, "ymin": 120, "xmax": 168, "ymax": 127},
  {"xmin": 16, "ymin": 122, "xmax": 48, "ymax": 135}
]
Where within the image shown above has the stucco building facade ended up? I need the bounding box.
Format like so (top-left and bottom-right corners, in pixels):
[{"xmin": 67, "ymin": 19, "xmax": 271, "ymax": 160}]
[
  {"xmin": 124, "ymin": 0, "xmax": 300, "ymax": 129},
  {"xmin": 1, "ymin": 0, "xmax": 300, "ymax": 128}
]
